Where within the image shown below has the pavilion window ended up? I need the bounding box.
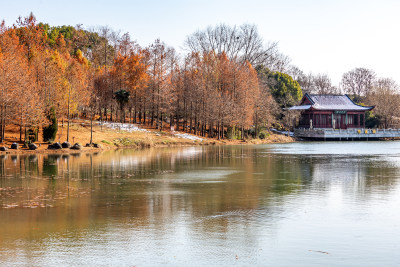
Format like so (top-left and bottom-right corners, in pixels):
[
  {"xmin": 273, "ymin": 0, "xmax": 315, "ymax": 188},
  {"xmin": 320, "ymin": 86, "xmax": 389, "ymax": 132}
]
[{"xmin": 348, "ymin": 115, "xmax": 353, "ymax": 125}]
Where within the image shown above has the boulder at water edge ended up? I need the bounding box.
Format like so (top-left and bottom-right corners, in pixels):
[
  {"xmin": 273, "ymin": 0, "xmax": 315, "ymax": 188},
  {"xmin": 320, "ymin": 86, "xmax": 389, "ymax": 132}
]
[
  {"xmin": 53, "ymin": 142, "xmax": 62, "ymax": 149},
  {"xmin": 29, "ymin": 143, "xmax": 38, "ymax": 150},
  {"xmin": 11, "ymin": 143, "xmax": 19, "ymax": 149},
  {"xmin": 93, "ymin": 143, "xmax": 102, "ymax": 148},
  {"xmin": 61, "ymin": 142, "xmax": 71, "ymax": 148},
  {"xmin": 48, "ymin": 142, "xmax": 62, "ymax": 149},
  {"xmin": 0, "ymin": 146, "xmax": 8, "ymax": 151},
  {"xmin": 70, "ymin": 143, "xmax": 82, "ymax": 150}
]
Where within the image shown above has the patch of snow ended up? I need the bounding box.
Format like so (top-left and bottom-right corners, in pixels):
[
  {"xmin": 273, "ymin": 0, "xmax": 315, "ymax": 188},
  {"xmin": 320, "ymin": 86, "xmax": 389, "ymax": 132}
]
[
  {"xmin": 173, "ymin": 132, "xmax": 204, "ymax": 141},
  {"xmin": 100, "ymin": 121, "xmax": 204, "ymax": 141},
  {"xmin": 101, "ymin": 122, "xmax": 150, "ymax": 133}
]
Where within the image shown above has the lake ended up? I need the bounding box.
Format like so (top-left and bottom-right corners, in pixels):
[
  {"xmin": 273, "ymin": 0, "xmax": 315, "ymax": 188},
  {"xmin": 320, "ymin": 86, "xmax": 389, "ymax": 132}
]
[{"xmin": 1, "ymin": 142, "xmax": 400, "ymax": 266}]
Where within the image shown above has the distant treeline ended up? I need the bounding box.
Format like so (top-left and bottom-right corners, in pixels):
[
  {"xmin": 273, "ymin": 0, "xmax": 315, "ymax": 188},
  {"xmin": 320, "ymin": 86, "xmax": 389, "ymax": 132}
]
[{"xmin": 0, "ymin": 13, "xmax": 398, "ymax": 142}]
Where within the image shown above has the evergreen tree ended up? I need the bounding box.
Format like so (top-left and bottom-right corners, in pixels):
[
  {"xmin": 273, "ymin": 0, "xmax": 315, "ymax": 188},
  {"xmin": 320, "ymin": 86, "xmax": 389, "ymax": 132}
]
[{"xmin": 43, "ymin": 107, "xmax": 58, "ymax": 142}]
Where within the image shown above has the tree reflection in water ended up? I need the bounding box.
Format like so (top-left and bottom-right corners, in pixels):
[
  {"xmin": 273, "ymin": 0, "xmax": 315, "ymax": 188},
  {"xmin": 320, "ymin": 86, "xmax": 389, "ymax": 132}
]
[{"xmin": 0, "ymin": 144, "xmax": 399, "ymax": 265}]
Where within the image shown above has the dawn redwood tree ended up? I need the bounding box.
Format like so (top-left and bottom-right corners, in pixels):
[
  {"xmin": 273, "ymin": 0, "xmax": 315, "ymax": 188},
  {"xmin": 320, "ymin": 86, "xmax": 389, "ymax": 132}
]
[
  {"xmin": 0, "ymin": 25, "xmax": 21, "ymax": 142},
  {"xmin": 253, "ymin": 83, "xmax": 279, "ymax": 136},
  {"xmin": 146, "ymin": 39, "xmax": 176, "ymax": 129},
  {"xmin": 0, "ymin": 22, "xmax": 45, "ymax": 142},
  {"xmin": 65, "ymin": 49, "xmax": 90, "ymax": 141},
  {"xmin": 93, "ymin": 66, "xmax": 112, "ymax": 123},
  {"xmin": 14, "ymin": 13, "xmax": 45, "ymax": 62},
  {"xmin": 234, "ymin": 62, "xmax": 259, "ymax": 139},
  {"xmin": 112, "ymin": 49, "xmax": 149, "ymax": 123},
  {"xmin": 178, "ymin": 50, "xmax": 262, "ymax": 139}
]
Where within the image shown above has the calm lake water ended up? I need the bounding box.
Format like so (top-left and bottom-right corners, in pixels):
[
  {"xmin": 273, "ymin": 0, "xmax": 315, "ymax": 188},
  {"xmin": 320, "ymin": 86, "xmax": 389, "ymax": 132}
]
[{"xmin": 1, "ymin": 142, "xmax": 400, "ymax": 266}]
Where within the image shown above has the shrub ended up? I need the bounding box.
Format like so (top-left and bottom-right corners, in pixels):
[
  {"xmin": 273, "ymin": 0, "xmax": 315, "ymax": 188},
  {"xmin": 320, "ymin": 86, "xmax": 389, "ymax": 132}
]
[
  {"xmin": 259, "ymin": 131, "xmax": 270, "ymax": 139},
  {"xmin": 43, "ymin": 107, "xmax": 58, "ymax": 142},
  {"xmin": 27, "ymin": 127, "xmax": 38, "ymax": 142},
  {"xmin": 227, "ymin": 126, "xmax": 241, "ymax": 140}
]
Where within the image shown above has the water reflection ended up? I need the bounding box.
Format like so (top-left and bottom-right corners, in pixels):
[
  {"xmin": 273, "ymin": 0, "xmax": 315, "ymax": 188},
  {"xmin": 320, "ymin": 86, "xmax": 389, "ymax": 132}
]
[{"xmin": 1, "ymin": 143, "xmax": 400, "ymax": 265}]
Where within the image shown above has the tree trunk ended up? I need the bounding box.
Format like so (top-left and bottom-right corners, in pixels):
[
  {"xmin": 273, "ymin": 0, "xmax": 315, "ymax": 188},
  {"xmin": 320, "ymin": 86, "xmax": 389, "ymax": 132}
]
[
  {"xmin": 175, "ymin": 113, "xmax": 179, "ymax": 131},
  {"xmin": 2, "ymin": 118, "xmax": 5, "ymax": 143},
  {"xmin": 217, "ymin": 122, "xmax": 220, "ymax": 140},
  {"xmin": 134, "ymin": 91, "xmax": 137, "ymax": 124},
  {"xmin": 20, "ymin": 115, "xmax": 23, "ymax": 142},
  {"xmin": 255, "ymin": 113, "xmax": 258, "ymax": 138},
  {"xmin": 90, "ymin": 107, "xmax": 93, "ymax": 144},
  {"xmin": 160, "ymin": 113, "xmax": 163, "ymax": 131},
  {"xmin": 194, "ymin": 114, "xmax": 197, "ymax": 135},
  {"xmin": 143, "ymin": 107, "xmax": 146, "ymax": 124},
  {"xmin": 190, "ymin": 102, "xmax": 193, "ymax": 134},
  {"xmin": 0, "ymin": 106, "xmax": 3, "ymax": 143},
  {"xmin": 67, "ymin": 86, "xmax": 71, "ymax": 142}
]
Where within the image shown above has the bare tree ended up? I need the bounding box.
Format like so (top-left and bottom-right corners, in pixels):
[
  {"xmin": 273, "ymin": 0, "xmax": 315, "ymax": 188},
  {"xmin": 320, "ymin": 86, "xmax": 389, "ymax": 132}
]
[
  {"xmin": 146, "ymin": 39, "xmax": 177, "ymax": 129},
  {"xmin": 341, "ymin": 67, "xmax": 376, "ymax": 100},
  {"xmin": 312, "ymin": 73, "xmax": 339, "ymax": 94},
  {"xmin": 287, "ymin": 65, "xmax": 304, "ymax": 81},
  {"xmin": 297, "ymin": 73, "xmax": 314, "ymax": 94},
  {"xmin": 367, "ymin": 78, "xmax": 400, "ymax": 128},
  {"xmin": 293, "ymin": 69, "xmax": 339, "ymax": 95},
  {"xmin": 185, "ymin": 23, "xmax": 287, "ymax": 70},
  {"xmin": 118, "ymin": 32, "xmax": 138, "ymax": 56}
]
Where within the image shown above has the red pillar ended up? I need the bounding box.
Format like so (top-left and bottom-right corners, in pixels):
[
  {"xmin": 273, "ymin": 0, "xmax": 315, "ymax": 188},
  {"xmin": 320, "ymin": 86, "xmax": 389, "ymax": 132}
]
[{"xmin": 363, "ymin": 113, "xmax": 365, "ymax": 128}]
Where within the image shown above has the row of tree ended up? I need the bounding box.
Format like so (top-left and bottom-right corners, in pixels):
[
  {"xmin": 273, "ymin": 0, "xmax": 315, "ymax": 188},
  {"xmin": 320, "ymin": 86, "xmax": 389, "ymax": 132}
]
[{"xmin": 1, "ymin": 13, "xmax": 399, "ymax": 144}]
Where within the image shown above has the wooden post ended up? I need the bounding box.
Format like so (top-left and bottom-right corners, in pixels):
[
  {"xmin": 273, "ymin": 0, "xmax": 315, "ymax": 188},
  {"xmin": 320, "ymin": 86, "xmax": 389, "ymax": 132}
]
[{"xmin": 363, "ymin": 114, "xmax": 366, "ymax": 128}]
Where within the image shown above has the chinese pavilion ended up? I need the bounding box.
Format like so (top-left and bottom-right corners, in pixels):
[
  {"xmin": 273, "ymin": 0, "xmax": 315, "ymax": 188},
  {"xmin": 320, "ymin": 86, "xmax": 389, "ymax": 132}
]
[{"xmin": 289, "ymin": 94, "xmax": 374, "ymax": 129}]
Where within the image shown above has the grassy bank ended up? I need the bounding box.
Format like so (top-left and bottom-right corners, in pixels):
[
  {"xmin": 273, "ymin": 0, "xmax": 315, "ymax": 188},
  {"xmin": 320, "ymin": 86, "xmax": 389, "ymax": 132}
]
[{"xmin": 0, "ymin": 121, "xmax": 293, "ymax": 154}]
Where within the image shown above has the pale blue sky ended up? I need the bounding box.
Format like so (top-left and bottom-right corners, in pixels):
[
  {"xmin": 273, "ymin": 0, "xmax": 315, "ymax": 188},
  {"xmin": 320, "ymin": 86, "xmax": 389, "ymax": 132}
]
[{"xmin": 2, "ymin": 0, "xmax": 399, "ymax": 85}]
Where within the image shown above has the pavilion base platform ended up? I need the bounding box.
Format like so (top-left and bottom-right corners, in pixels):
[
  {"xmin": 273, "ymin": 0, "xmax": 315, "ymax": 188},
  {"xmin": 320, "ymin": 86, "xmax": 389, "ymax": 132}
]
[{"xmin": 294, "ymin": 128, "xmax": 400, "ymax": 141}]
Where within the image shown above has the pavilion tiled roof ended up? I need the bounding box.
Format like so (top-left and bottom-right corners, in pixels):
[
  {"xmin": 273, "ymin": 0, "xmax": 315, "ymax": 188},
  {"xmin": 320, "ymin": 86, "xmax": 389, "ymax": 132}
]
[{"xmin": 289, "ymin": 94, "xmax": 374, "ymax": 111}]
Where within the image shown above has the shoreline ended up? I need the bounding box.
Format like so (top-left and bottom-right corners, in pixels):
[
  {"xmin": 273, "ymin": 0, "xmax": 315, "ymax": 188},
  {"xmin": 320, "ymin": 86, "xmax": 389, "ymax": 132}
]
[
  {"xmin": 0, "ymin": 137, "xmax": 294, "ymax": 155},
  {"xmin": 0, "ymin": 122, "xmax": 294, "ymax": 155}
]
